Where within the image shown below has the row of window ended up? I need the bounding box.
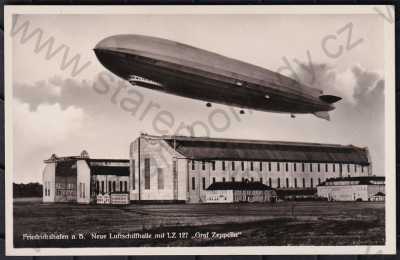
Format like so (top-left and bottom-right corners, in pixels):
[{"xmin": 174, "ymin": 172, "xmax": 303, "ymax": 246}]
[
  {"xmin": 130, "ymin": 158, "xmax": 169, "ymax": 191},
  {"xmin": 191, "ymin": 176, "xmax": 323, "ymax": 190},
  {"xmin": 191, "ymin": 160, "xmax": 365, "ymax": 173},
  {"xmin": 96, "ymin": 180, "xmax": 128, "ymax": 194},
  {"xmin": 79, "ymin": 182, "xmax": 86, "ymax": 198},
  {"xmin": 44, "ymin": 181, "xmax": 51, "ymax": 196}
]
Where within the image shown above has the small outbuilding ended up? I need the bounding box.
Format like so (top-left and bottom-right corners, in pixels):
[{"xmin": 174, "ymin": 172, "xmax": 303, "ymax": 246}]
[
  {"xmin": 317, "ymin": 176, "xmax": 385, "ymax": 201},
  {"xmin": 205, "ymin": 181, "xmax": 276, "ymax": 203}
]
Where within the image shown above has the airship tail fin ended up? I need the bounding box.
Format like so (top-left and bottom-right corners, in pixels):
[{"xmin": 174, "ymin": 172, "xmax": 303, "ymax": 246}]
[
  {"xmin": 313, "ymin": 111, "xmax": 330, "ymax": 121},
  {"xmin": 319, "ymin": 95, "xmax": 342, "ymax": 104}
]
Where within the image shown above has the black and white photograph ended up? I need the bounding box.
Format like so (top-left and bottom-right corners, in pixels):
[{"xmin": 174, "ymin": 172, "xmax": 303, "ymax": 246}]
[{"xmin": 4, "ymin": 5, "xmax": 396, "ymax": 255}]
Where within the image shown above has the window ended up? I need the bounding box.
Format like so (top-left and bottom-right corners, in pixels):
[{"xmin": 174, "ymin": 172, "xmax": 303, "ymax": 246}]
[
  {"xmin": 333, "ymin": 164, "xmax": 336, "ymax": 172},
  {"xmin": 259, "ymin": 162, "xmax": 263, "ymax": 171},
  {"xmin": 191, "ymin": 177, "xmax": 196, "ymax": 190},
  {"xmin": 232, "ymin": 161, "xmax": 235, "ymax": 171},
  {"xmin": 131, "ymin": 159, "xmax": 135, "ymax": 190},
  {"xmin": 260, "ymin": 177, "xmax": 263, "ymax": 183},
  {"xmin": 286, "ymin": 178, "xmax": 289, "ymax": 188},
  {"xmin": 96, "ymin": 181, "xmax": 99, "ymax": 193},
  {"xmin": 302, "ymin": 178, "xmax": 305, "ymax": 188},
  {"xmin": 268, "ymin": 178, "xmax": 272, "ymax": 187},
  {"xmin": 241, "ymin": 162, "xmax": 245, "ymax": 171},
  {"xmin": 213, "ymin": 177, "xmax": 216, "ymax": 183},
  {"xmin": 124, "ymin": 181, "xmax": 128, "ymax": 192},
  {"xmin": 354, "ymin": 165, "xmax": 357, "ymax": 172},
  {"xmin": 310, "ymin": 164, "xmax": 313, "ymax": 172},
  {"xmin": 277, "ymin": 163, "xmax": 280, "ymax": 172},
  {"xmin": 108, "ymin": 181, "xmax": 111, "ymax": 193},
  {"xmin": 222, "ymin": 161, "xmax": 226, "ymax": 171},
  {"xmin": 285, "ymin": 163, "xmax": 289, "ymax": 172},
  {"xmin": 144, "ymin": 158, "xmax": 150, "ymax": 189},
  {"xmin": 302, "ymin": 163, "xmax": 305, "ymax": 172},
  {"xmin": 250, "ymin": 162, "xmax": 254, "ymax": 171},
  {"xmin": 222, "ymin": 177, "xmax": 226, "ymax": 182},
  {"xmin": 294, "ymin": 163, "xmax": 297, "ymax": 172},
  {"xmin": 347, "ymin": 164, "xmax": 350, "ymax": 173},
  {"xmin": 82, "ymin": 183, "xmax": 85, "ymax": 198},
  {"xmin": 242, "ymin": 177, "xmax": 245, "ymax": 182},
  {"xmin": 202, "ymin": 161, "xmax": 205, "ymax": 171},
  {"xmin": 268, "ymin": 162, "xmax": 271, "ymax": 171},
  {"xmin": 113, "ymin": 181, "xmax": 116, "ymax": 192},
  {"xmin": 157, "ymin": 168, "xmax": 164, "ymax": 190},
  {"xmin": 318, "ymin": 164, "xmax": 320, "ymax": 172},
  {"xmin": 250, "ymin": 177, "xmax": 254, "ymax": 182},
  {"xmin": 101, "ymin": 181, "xmax": 104, "ymax": 193},
  {"xmin": 202, "ymin": 177, "xmax": 206, "ymax": 190},
  {"xmin": 232, "ymin": 177, "xmax": 235, "ymax": 182},
  {"xmin": 325, "ymin": 163, "xmax": 328, "ymax": 172},
  {"xmin": 294, "ymin": 178, "xmax": 297, "ymax": 188},
  {"xmin": 339, "ymin": 164, "xmax": 342, "ymax": 173},
  {"xmin": 192, "ymin": 160, "xmax": 195, "ymax": 171},
  {"xmin": 211, "ymin": 161, "xmax": 215, "ymax": 171},
  {"xmin": 362, "ymin": 166, "xmax": 364, "ymax": 173},
  {"xmin": 310, "ymin": 178, "xmax": 314, "ymax": 188},
  {"xmin": 318, "ymin": 178, "xmax": 321, "ymax": 185},
  {"xmin": 120, "ymin": 181, "xmax": 123, "ymax": 191},
  {"xmin": 277, "ymin": 178, "xmax": 281, "ymax": 188}
]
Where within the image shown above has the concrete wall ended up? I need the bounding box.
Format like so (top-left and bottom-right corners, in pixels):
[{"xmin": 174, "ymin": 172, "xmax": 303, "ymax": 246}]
[
  {"xmin": 42, "ymin": 163, "xmax": 56, "ymax": 203},
  {"xmin": 76, "ymin": 160, "xmax": 91, "ymax": 204},
  {"xmin": 129, "ymin": 135, "xmax": 187, "ymax": 202}
]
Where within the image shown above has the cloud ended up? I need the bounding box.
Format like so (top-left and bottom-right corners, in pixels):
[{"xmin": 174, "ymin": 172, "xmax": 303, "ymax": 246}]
[{"xmin": 293, "ymin": 62, "xmax": 385, "ymax": 174}]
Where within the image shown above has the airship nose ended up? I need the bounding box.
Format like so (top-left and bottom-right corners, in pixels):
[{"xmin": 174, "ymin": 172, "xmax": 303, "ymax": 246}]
[{"xmin": 95, "ymin": 35, "xmax": 120, "ymax": 51}]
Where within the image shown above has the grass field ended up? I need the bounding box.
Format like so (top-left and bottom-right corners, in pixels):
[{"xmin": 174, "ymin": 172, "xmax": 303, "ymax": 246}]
[{"xmin": 13, "ymin": 199, "xmax": 385, "ymax": 247}]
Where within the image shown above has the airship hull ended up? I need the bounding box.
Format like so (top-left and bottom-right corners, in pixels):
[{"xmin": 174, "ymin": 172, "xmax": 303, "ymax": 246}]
[{"xmin": 94, "ymin": 35, "xmax": 339, "ymax": 116}]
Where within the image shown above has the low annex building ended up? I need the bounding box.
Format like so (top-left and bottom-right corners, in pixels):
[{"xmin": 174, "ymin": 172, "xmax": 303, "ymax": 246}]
[
  {"xmin": 205, "ymin": 181, "xmax": 277, "ymax": 203},
  {"xmin": 129, "ymin": 134, "xmax": 372, "ymax": 204},
  {"xmin": 317, "ymin": 176, "xmax": 385, "ymax": 201},
  {"xmin": 42, "ymin": 151, "xmax": 129, "ymax": 204}
]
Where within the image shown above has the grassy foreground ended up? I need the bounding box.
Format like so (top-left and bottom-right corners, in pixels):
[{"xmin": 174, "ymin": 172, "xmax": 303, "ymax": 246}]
[{"xmin": 13, "ymin": 198, "xmax": 384, "ymax": 247}]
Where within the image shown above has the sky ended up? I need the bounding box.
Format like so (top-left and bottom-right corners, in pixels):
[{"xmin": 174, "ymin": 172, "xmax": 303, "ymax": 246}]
[{"xmin": 11, "ymin": 13, "xmax": 386, "ymax": 183}]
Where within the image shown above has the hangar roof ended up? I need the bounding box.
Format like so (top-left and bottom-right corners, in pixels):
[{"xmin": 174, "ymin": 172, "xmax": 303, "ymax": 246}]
[
  {"xmin": 47, "ymin": 152, "xmax": 129, "ymax": 177},
  {"xmin": 160, "ymin": 135, "xmax": 370, "ymax": 165},
  {"xmin": 319, "ymin": 176, "xmax": 384, "ymax": 186},
  {"xmin": 90, "ymin": 165, "xmax": 129, "ymax": 176}
]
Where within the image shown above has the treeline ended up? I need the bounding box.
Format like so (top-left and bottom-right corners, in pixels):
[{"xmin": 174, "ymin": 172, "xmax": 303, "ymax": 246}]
[{"xmin": 13, "ymin": 183, "xmax": 42, "ymax": 198}]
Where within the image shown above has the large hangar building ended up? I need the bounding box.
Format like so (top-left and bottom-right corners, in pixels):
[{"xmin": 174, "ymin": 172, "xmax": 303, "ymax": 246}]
[{"xmin": 129, "ymin": 134, "xmax": 372, "ymax": 203}]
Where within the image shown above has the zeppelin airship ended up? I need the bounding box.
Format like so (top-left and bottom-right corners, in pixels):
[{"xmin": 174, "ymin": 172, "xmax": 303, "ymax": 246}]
[{"xmin": 94, "ymin": 34, "xmax": 341, "ymax": 120}]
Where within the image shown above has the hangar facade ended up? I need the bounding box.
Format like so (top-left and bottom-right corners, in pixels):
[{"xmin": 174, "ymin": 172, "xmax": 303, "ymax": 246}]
[
  {"xmin": 42, "ymin": 151, "xmax": 129, "ymax": 204},
  {"xmin": 129, "ymin": 134, "xmax": 372, "ymax": 203}
]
